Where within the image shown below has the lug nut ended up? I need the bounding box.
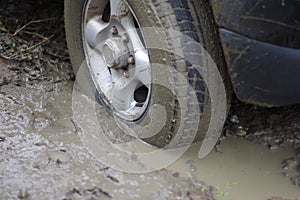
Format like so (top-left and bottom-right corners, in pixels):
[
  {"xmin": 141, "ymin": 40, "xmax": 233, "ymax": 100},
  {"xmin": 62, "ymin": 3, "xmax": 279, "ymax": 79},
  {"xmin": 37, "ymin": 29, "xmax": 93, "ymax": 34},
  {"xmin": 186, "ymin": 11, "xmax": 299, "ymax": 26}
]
[
  {"xmin": 128, "ymin": 55, "xmax": 135, "ymax": 65},
  {"xmin": 111, "ymin": 26, "xmax": 118, "ymax": 35},
  {"xmin": 122, "ymin": 34, "xmax": 129, "ymax": 43},
  {"xmin": 123, "ymin": 70, "xmax": 129, "ymax": 78}
]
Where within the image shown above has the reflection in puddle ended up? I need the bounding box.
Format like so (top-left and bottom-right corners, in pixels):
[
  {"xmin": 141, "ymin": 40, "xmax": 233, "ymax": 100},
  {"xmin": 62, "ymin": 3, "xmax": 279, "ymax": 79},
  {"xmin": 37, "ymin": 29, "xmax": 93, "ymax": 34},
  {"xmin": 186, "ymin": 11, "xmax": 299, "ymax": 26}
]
[{"xmin": 169, "ymin": 138, "xmax": 300, "ymax": 200}]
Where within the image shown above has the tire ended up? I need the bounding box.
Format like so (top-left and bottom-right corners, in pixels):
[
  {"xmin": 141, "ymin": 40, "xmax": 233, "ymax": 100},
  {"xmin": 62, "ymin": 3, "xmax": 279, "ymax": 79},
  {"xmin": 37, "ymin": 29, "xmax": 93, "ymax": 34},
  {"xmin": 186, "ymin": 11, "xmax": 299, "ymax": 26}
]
[{"xmin": 64, "ymin": 0, "xmax": 229, "ymax": 148}]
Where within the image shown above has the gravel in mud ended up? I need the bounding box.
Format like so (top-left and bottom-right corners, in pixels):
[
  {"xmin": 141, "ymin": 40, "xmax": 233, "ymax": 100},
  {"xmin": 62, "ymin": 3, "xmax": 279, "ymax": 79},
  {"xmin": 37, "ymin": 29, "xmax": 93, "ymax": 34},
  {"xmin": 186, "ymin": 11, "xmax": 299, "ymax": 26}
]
[{"xmin": 0, "ymin": 1, "xmax": 299, "ymax": 200}]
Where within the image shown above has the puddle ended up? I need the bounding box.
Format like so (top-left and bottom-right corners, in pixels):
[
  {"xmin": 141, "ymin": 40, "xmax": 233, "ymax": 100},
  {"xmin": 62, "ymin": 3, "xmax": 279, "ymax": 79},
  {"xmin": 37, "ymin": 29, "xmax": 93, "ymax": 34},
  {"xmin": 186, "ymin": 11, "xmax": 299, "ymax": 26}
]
[
  {"xmin": 0, "ymin": 56, "xmax": 299, "ymax": 199},
  {"xmin": 169, "ymin": 137, "xmax": 300, "ymax": 199}
]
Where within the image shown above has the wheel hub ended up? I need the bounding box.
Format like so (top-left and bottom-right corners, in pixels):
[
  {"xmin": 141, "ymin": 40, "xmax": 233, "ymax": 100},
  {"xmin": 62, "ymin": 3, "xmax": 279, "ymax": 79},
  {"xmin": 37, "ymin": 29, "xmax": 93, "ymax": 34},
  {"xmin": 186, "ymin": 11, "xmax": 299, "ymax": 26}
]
[
  {"xmin": 83, "ymin": 0, "xmax": 151, "ymax": 121},
  {"xmin": 102, "ymin": 36, "xmax": 130, "ymax": 69}
]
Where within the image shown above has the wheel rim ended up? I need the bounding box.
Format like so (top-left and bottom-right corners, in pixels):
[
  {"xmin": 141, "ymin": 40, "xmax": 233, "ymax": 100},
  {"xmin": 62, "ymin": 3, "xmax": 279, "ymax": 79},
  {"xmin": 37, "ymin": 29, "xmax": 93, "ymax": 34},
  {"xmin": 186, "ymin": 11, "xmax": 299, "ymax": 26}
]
[{"xmin": 82, "ymin": 0, "xmax": 151, "ymax": 121}]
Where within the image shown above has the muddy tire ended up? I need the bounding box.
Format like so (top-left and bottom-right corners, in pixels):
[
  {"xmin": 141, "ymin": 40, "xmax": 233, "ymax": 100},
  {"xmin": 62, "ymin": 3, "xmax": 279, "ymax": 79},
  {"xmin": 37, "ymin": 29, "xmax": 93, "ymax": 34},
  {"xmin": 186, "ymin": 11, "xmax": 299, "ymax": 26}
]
[{"xmin": 64, "ymin": 0, "xmax": 229, "ymax": 148}]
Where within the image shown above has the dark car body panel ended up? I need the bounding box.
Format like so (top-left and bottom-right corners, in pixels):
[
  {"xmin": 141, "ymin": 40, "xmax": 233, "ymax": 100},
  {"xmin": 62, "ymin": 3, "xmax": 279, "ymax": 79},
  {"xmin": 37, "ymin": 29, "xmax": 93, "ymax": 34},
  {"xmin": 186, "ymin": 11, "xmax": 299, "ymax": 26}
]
[
  {"xmin": 210, "ymin": 0, "xmax": 300, "ymax": 106},
  {"xmin": 210, "ymin": 0, "xmax": 300, "ymax": 49},
  {"xmin": 220, "ymin": 29, "xmax": 300, "ymax": 106}
]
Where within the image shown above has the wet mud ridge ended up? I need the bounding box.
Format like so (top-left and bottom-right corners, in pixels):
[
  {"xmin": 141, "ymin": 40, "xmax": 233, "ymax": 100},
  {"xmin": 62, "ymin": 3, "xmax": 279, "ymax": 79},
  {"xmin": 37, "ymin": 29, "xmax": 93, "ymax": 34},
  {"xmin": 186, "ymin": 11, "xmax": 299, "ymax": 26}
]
[{"xmin": 0, "ymin": 1, "xmax": 299, "ymax": 200}]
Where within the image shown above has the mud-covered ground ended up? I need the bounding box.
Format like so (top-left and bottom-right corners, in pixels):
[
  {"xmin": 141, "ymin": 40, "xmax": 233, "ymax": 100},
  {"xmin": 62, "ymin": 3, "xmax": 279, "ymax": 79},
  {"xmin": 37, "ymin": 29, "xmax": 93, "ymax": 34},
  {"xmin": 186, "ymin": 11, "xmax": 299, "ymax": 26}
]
[
  {"xmin": 225, "ymin": 100, "xmax": 300, "ymax": 187},
  {"xmin": 0, "ymin": 1, "xmax": 299, "ymax": 200}
]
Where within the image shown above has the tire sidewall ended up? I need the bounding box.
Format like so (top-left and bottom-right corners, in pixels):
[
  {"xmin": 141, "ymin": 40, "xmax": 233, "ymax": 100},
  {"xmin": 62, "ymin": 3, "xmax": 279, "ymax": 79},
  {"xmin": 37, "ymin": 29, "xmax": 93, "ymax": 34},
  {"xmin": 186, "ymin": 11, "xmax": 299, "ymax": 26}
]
[{"xmin": 65, "ymin": 0, "xmax": 201, "ymax": 148}]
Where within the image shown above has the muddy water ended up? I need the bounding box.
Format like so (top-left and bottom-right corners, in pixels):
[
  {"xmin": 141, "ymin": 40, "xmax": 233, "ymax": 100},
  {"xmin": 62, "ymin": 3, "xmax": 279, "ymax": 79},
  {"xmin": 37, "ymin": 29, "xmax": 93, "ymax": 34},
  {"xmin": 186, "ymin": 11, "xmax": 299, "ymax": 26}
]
[
  {"xmin": 0, "ymin": 64, "xmax": 214, "ymax": 199},
  {"xmin": 169, "ymin": 138, "xmax": 300, "ymax": 199},
  {"xmin": 0, "ymin": 58, "xmax": 299, "ymax": 199}
]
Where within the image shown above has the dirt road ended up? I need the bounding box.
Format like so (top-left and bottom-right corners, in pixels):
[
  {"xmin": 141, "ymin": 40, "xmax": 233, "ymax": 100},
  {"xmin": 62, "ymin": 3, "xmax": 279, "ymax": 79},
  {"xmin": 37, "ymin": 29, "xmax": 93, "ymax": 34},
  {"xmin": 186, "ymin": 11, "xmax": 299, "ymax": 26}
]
[{"xmin": 0, "ymin": 1, "xmax": 299, "ymax": 199}]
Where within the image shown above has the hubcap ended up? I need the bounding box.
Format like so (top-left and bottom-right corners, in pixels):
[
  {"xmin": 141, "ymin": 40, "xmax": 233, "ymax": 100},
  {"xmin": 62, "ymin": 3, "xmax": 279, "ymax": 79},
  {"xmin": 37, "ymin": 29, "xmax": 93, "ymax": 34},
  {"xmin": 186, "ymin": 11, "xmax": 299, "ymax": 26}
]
[
  {"xmin": 101, "ymin": 37, "xmax": 130, "ymax": 68},
  {"xmin": 82, "ymin": 0, "xmax": 151, "ymax": 121}
]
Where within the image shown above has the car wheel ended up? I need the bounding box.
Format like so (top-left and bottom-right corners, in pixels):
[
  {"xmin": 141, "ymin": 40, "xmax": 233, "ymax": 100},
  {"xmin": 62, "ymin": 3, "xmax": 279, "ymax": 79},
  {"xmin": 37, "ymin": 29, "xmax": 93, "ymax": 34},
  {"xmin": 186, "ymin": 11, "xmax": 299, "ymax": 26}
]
[{"xmin": 64, "ymin": 0, "xmax": 229, "ymax": 148}]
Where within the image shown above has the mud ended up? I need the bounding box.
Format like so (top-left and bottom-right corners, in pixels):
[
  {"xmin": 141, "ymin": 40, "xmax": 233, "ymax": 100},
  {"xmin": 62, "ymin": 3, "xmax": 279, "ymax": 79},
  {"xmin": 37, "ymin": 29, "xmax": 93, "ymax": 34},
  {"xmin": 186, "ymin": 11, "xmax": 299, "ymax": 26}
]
[
  {"xmin": 225, "ymin": 99, "xmax": 300, "ymax": 188},
  {"xmin": 1, "ymin": 1, "xmax": 300, "ymax": 200},
  {"xmin": 0, "ymin": 58, "xmax": 214, "ymax": 199},
  {"xmin": 170, "ymin": 138, "xmax": 300, "ymax": 200}
]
